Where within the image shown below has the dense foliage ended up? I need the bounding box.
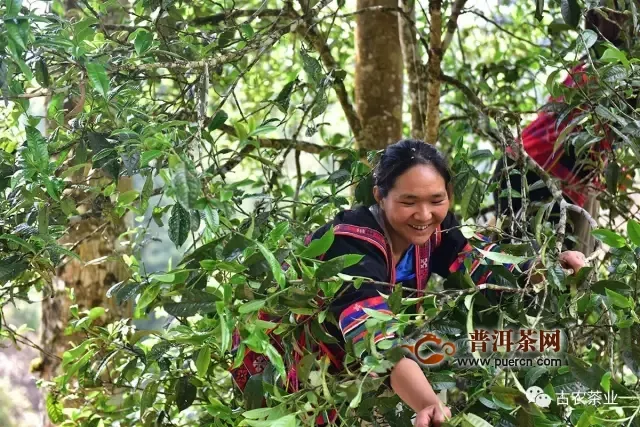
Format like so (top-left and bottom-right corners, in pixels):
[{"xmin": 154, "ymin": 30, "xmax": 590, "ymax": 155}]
[{"xmin": 1, "ymin": 0, "xmax": 640, "ymax": 426}]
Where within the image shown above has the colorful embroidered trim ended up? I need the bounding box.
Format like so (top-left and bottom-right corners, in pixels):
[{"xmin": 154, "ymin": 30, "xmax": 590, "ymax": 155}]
[{"xmin": 339, "ymin": 295, "xmax": 396, "ymax": 344}]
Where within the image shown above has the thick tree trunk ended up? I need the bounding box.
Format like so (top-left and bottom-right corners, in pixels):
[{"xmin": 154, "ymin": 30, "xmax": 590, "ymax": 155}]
[
  {"xmin": 424, "ymin": 0, "xmax": 442, "ymax": 144},
  {"xmin": 40, "ymin": 217, "xmax": 131, "ymax": 375},
  {"xmin": 399, "ymin": 0, "xmax": 426, "ymax": 140},
  {"xmin": 355, "ymin": 0, "xmax": 403, "ymax": 149}
]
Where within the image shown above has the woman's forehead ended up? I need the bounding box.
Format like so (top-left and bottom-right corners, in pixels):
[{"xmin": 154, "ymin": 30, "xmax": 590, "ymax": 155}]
[{"xmin": 393, "ymin": 164, "xmax": 446, "ymax": 189}]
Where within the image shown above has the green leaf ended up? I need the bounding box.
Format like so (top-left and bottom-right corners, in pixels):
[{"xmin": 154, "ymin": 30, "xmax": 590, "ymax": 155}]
[
  {"xmin": 141, "ymin": 173, "xmax": 153, "ymax": 210},
  {"xmin": 566, "ymin": 355, "xmax": 602, "ymax": 391},
  {"xmin": 169, "ymin": 203, "xmax": 190, "ymax": 247},
  {"xmin": 595, "ymin": 105, "xmax": 623, "ymax": 124},
  {"xmin": 463, "ymin": 413, "xmax": 494, "ymax": 427},
  {"xmin": 576, "ymin": 407, "xmax": 595, "ymax": 427},
  {"xmin": 244, "ymin": 414, "xmax": 297, "ymax": 427},
  {"xmin": 118, "ymin": 190, "xmax": 139, "ymax": 205},
  {"xmin": 88, "ymin": 307, "xmax": 105, "ymax": 320},
  {"xmin": 326, "ymin": 169, "xmax": 350, "ymax": 185},
  {"xmin": 5, "ymin": 0, "xmax": 23, "ymax": 18},
  {"xmin": 0, "ymin": 256, "xmax": 28, "ymax": 282},
  {"xmin": 196, "ymin": 346, "xmax": 211, "ymax": 377},
  {"xmin": 620, "ymin": 326, "xmax": 640, "ymax": 376},
  {"xmin": 300, "ymin": 226, "xmax": 334, "ymax": 258},
  {"xmin": 592, "ymin": 228, "xmax": 626, "ymax": 248},
  {"xmin": 266, "ymin": 343, "xmax": 286, "ymax": 378},
  {"xmin": 134, "ymin": 30, "xmax": 153, "ymax": 55},
  {"xmin": 92, "ymin": 148, "xmax": 116, "ymax": 163},
  {"xmin": 627, "ymin": 220, "xmax": 640, "ymax": 246},
  {"xmin": 349, "ymin": 379, "xmax": 364, "ymax": 409},
  {"xmin": 26, "ymin": 126, "xmax": 48, "ymax": 170},
  {"xmin": 310, "ymin": 88, "xmax": 328, "ymax": 120},
  {"xmin": 175, "ymin": 376, "xmax": 197, "ymax": 412},
  {"xmin": 173, "ymin": 162, "xmax": 201, "ymax": 209},
  {"xmin": 605, "ymin": 288, "xmax": 632, "ymax": 309},
  {"xmin": 460, "ymin": 177, "xmax": 483, "ymax": 219},
  {"xmin": 600, "ymin": 47, "xmax": 630, "ymax": 69},
  {"xmin": 606, "ymin": 161, "xmax": 620, "ymax": 195},
  {"xmin": 148, "ymin": 341, "xmax": 173, "ymax": 361},
  {"xmin": 238, "ymin": 299, "xmax": 266, "ymax": 314},
  {"xmin": 591, "ymin": 280, "xmax": 631, "ymax": 295},
  {"xmin": 242, "ymin": 407, "xmax": 275, "ymax": 420},
  {"xmin": 35, "ymin": 59, "xmax": 50, "ymax": 88},
  {"xmin": 300, "ymin": 50, "xmax": 323, "ymax": 85},
  {"xmin": 274, "ymin": 79, "xmax": 297, "ymax": 113},
  {"xmin": 297, "ymin": 353, "xmax": 316, "ymax": 384},
  {"xmin": 190, "ymin": 210, "xmax": 201, "ymax": 232},
  {"xmin": 46, "ymin": 394, "xmax": 63, "ymax": 424},
  {"xmin": 140, "ymin": 150, "xmax": 163, "ymax": 166},
  {"xmin": 560, "ymin": 0, "xmax": 580, "ymax": 28},
  {"xmin": 64, "ymin": 348, "xmax": 95, "ymax": 382},
  {"xmin": 600, "ymin": 372, "xmax": 611, "ymax": 392},
  {"xmin": 113, "ymin": 282, "xmax": 143, "ymax": 305},
  {"xmin": 6, "ymin": 21, "xmax": 27, "ymax": 51},
  {"xmin": 253, "ymin": 240, "xmax": 285, "ymax": 289},
  {"xmin": 86, "ymin": 62, "xmax": 110, "ymax": 98},
  {"xmin": 137, "ymin": 284, "xmax": 161, "ymax": 311},
  {"xmin": 140, "ymin": 381, "xmax": 159, "ymax": 416},
  {"xmin": 524, "ymin": 366, "xmax": 548, "ymax": 388},
  {"xmin": 153, "ymin": 273, "xmax": 175, "ymax": 283},
  {"xmin": 315, "ymin": 254, "xmax": 364, "ymax": 280},
  {"xmin": 362, "ymin": 307, "xmax": 394, "ymax": 322},
  {"xmin": 207, "ymin": 110, "xmax": 228, "ymax": 131},
  {"xmin": 269, "ymin": 221, "xmax": 289, "ymax": 243},
  {"xmin": 204, "ymin": 205, "xmax": 219, "ymax": 231},
  {"xmin": 164, "ymin": 302, "xmax": 217, "ymax": 317},
  {"xmin": 475, "ymin": 247, "xmax": 528, "ymax": 265},
  {"xmin": 0, "ymin": 234, "xmax": 36, "ymax": 254},
  {"xmin": 580, "ymin": 29, "xmax": 598, "ymax": 50}
]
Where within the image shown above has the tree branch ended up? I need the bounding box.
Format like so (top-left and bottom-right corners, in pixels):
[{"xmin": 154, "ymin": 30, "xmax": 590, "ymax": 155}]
[
  {"xmin": 439, "ymin": 73, "xmax": 492, "ymax": 115},
  {"xmin": 424, "ymin": 0, "xmax": 443, "ymax": 144},
  {"xmin": 214, "ymin": 123, "xmax": 345, "ymax": 176},
  {"xmin": 192, "ymin": 9, "xmax": 282, "ymax": 25},
  {"xmin": 468, "ymin": 9, "xmax": 538, "ymax": 47},
  {"xmin": 117, "ymin": 0, "xmax": 334, "ymax": 72},
  {"xmin": 4, "ymin": 86, "xmax": 72, "ymax": 99},
  {"xmin": 399, "ymin": 0, "xmax": 426, "ymax": 139},
  {"xmin": 295, "ymin": 19, "xmax": 363, "ymax": 143},
  {"xmin": 117, "ymin": 32, "xmax": 281, "ymax": 71},
  {"xmin": 441, "ymin": 0, "xmax": 467, "ymax": 53}
]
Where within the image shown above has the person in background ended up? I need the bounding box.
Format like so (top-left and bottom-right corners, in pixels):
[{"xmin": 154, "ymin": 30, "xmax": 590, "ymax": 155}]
[{"xmin": 493, "ymin": 2, "xmax": 632, "ymax": 253}]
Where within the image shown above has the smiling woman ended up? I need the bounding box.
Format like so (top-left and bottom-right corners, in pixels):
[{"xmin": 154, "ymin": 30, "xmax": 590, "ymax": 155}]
[{"xmin": 298, "ymin": 139, "xmax": 588, "ymax": 426}]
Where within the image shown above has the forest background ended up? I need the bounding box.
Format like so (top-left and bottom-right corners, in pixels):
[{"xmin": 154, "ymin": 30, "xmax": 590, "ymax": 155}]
[{"xmin": 1, "ymin": 0, "xmax": 640, "ymax": 426}]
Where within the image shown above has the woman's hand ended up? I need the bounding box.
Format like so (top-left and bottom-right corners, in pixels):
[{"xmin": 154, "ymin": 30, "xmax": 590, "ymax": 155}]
[
  {"xmin": 559, "ymin": 250, "xmax": 587, "ymax": 274},
  {"xmin": 414, "ymin": 404, "xmax": 451, "ymax": 427}
]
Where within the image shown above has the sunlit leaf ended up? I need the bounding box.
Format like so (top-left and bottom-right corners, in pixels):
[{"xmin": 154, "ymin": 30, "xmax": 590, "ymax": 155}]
[{"xmin": 86, "ymin": 62, "xmax": 110, "ymax": 98}]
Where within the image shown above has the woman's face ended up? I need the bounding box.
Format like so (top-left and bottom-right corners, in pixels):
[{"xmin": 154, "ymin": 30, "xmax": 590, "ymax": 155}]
[{"xmin": 374, "ymin": 164, "xmax": 450, "ymax": 249}]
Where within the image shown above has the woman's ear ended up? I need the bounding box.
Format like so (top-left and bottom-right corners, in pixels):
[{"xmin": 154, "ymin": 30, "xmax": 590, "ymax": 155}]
[
  {"xmin": 446, "ymin": 183, "xmax": 454, "ymax": 205},
  {"xmin": 373, "ymin": 186, "xmax": 383, "ymax": 206}
]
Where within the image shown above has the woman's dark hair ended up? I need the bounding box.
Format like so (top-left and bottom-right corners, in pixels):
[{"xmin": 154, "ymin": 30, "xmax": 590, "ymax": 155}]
[{"xmin": 373, "ymin": 139, "xmax": 452, "ymax": 198}]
